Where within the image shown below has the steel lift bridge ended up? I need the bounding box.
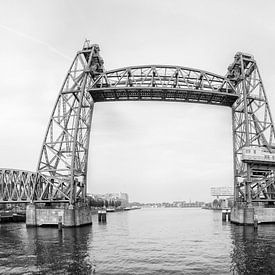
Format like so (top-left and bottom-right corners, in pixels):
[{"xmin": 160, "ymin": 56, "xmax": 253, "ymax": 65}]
[{"xmin": 0, "ymin": 40, "xmax": 275, "ymax": 225}]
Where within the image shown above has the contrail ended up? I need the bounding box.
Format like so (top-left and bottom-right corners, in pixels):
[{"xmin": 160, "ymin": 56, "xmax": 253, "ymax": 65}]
[{"xmin": 0, "ymin": 24, "xmax": 71, "ymax": 60}]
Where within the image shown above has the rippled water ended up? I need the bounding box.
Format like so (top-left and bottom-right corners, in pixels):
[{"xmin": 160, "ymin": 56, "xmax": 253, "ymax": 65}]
[{"xmin": 0, "ymin": 208, "xmax": 275, "ymax": 274}]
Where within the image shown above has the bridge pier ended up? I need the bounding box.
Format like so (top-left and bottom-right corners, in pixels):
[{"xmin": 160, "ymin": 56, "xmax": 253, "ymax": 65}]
[
  {"xmin": 231, "ymin": 205, "xmax": 275, "ymax": 225},
  {"xmin": 26, "ymin": 204, "xmax": 93, "ymax": 227}
]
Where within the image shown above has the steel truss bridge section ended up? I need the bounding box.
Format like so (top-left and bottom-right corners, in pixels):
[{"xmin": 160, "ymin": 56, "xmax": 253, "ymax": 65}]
[
  {"xmin": 0, "ymin": 41, "xmax": 275, "ymax": 206},
  {"xmin": 0, "ymin": 168, "xmax": 79, "ymax": 204},
  {"xmin": 89, "ymin": 65, "xmax": 238, "ymax": 107},
  {"xmin": 0, "ymin": 169, "xmax": 36, "ymax": 203}
]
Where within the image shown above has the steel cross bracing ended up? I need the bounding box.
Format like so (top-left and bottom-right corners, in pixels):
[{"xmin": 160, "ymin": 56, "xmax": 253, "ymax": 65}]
[
  {"xmin": 228, "ymin": 53, "xmax": 275, "ymax": 204},
  {"xmin": 0, "ymin": 169, "xmax": 37, "ymax": 203}
]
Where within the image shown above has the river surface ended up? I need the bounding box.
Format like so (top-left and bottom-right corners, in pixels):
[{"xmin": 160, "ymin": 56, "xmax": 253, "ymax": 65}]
[{"xmin": 0, "ymin": 208, "xmax": 275, "ymax": 274}]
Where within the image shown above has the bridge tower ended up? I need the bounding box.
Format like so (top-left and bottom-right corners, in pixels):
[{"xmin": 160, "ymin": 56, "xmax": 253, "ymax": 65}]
[
  {"xmin": 26, "ymin": 41, "xmax": 104, "ymax": 226},
  {"xmin": 228, "ymin": 53, "xmax": 275, "ymax": 224},
  {"xmin": 36, "ymin": 40, "xmax": 103, "ymax": 205}
]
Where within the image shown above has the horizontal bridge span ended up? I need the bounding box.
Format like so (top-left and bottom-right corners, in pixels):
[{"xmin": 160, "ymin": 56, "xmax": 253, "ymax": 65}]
[
  {"xmin": 0, "ymin": 169, "xmax": 70, "ymax": 203},
  {"xmin": 0, "ymin": 168, "xmax": 37, "ymax": 203},
  {"xmin": 89, "ymin": 65, "xmax": 238, "ymax": 106}
]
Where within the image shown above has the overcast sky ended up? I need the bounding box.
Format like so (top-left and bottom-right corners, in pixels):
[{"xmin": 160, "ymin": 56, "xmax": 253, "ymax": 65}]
[{"xmin": 0, "ymin": 0, "xmax": 275, "ymax": 203}]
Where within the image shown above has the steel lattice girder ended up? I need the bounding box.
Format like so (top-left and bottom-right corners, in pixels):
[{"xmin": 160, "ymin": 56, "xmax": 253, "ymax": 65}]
[
  {"xmin": 89, "ymin": 65, "xmax": 238, "ymax": 106},
  {"xmin": 0, "ymin": 169, "xmax": 36, "ymax": 203},
  {"xmin": 228, "ymin": 52, "xmax": 275, "ymax": 203}
]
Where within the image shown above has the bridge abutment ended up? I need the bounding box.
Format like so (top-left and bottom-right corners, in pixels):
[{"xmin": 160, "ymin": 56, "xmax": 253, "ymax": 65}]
[
  {"xmin": 231, "ymin": 205, "xmax": 275, "ymax": 225},
  {"xmin": 231, "ymin": 205, "xmax": 254, "ymax": 225},
  {"xmin": 26, "ymin": 204, "xmax": 93, "ymax": 227}
]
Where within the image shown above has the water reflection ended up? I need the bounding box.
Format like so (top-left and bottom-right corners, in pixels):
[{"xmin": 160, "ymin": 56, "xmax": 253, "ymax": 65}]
[
  {"xmin": 26, "ymin": 226, "xmax": 95, "ymax": 274},
  {"xmin": 230, "ymin": 225, "xmax": 275, "ymax": 274}
]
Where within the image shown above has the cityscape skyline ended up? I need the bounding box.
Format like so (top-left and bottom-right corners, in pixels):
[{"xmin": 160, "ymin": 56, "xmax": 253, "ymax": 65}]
[
  {"xmin": 89, "ymin": 188, "xmax": 232, "ymax": 204},
  {"xmin": 89, "ymin": 192, "xmax": 203, "ymax": 203}
]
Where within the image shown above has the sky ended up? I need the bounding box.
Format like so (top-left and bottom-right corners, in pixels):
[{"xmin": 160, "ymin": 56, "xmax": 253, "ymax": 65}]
[{"xmin": 0, "ymin": 0, "xmax": 275, "ymax": 203}]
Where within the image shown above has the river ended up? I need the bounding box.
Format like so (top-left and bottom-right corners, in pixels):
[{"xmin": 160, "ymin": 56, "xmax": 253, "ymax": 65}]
[{"xmin": 0, "ymin": 208, "xmax": 274, "ymax": 274}]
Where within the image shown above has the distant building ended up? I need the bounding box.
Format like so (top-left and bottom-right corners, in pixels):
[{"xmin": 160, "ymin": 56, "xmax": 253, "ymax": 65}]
[
  {"xmin": 118, "ymin": 192, "xmax": 129, "ymax": 207},
  {"xmin": 141, "ymin": 201, "xmax": 205, "ymax": 208},
  {"xmin": 88, "ymin": 192, "xmax": 129, "ymax": 208},
  {"xmin": 210, "ymin": 186, "xmax": 234, "ymax": 209}
]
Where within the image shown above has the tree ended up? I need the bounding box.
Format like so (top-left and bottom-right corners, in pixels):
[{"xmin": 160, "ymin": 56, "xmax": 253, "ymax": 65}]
[
  {"xmin": 104, "ymin": 200, "xmax": 109, "ymax": 208},
  {"xmin": 114, "ymin": 200, "xmax": 121, "ymax": 208}
]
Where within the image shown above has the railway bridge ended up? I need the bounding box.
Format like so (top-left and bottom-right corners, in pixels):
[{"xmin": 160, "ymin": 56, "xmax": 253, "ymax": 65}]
[{"xmin": 1, "ymin": 40, "xmax": 275, "ymax": 226}]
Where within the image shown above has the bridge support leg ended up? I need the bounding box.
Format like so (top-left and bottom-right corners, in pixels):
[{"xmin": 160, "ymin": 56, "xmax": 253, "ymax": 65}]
[
  {"xmin": 231, "ymin": 205, "xmax": 254, "ymax": 225},
  {"xmin": 26, "ymin": 204, "xmax": 37, "ymax": 226},
  {"xmin": 26, "ymin": 204, "xmax": 93, "ymax": 227}
]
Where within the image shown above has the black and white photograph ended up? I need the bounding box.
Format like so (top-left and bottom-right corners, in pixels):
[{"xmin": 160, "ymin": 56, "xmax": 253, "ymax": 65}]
[{"xmin": 0, "ymin": 0, "xmax": 275, "ymax": 274}]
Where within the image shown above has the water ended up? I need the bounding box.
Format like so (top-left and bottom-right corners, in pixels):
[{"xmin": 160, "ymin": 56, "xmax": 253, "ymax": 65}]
[{"xmin": 0, "ymin": 208, "xmax": 275, "ymax": 274}]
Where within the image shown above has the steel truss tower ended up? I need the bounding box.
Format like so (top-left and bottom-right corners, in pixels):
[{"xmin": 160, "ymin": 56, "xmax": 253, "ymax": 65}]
[
  {"xmin": 37, "ymin": 41, "xmax": 104, "ymax": 205},
  {"xmin": 228, "ymin": 53, "xmax": 275, "ymax": 205}
]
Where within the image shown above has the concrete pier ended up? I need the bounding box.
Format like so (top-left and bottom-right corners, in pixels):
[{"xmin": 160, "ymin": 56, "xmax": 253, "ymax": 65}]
[
  {"xmin": 231, "ymin": 205, "xmax": 275, "ymax": 225},
  {"xmin": 26, "ymin": 204, "xmax": 93, "ymax": 227},
  {"xmin": 222, "ymin": 209, "xmax": 231, "ymax": 222},
  {"xmin": 98, "ymin": 209, "xmax": 107, "ymax": 223}
]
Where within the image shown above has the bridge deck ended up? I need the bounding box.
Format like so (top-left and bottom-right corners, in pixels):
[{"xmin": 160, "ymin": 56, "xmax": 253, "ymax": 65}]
[
  {"xmin": 89, "ymin": 87, "xmax": 238, "ymax": 107},
  {"xmin": 89, "ymin": 65, "xmax": 238, "ymax": 107}
]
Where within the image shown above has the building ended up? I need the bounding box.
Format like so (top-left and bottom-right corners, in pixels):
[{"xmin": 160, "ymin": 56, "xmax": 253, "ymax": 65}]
[{"xmin": 88, "ymin": 192, "xmax": 129, "ymax": 208}]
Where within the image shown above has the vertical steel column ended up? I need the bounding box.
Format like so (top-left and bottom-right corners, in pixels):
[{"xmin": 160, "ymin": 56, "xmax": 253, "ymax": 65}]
[
  {"xmin": 82, "ymin": 101, "xmax": 95, "ymax": 202},
  {"xmin": 69, "ymin": 50, "xmax": 93, "ymax": 205},
  {"xmin": 231, "ymin": 109, "xmax": 239, "ymax": 202},
  {"xmin": 240, "ymin": 57, "xmax": 252, "ymax": 206}
]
